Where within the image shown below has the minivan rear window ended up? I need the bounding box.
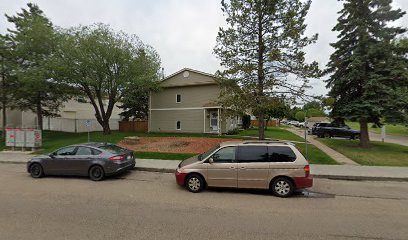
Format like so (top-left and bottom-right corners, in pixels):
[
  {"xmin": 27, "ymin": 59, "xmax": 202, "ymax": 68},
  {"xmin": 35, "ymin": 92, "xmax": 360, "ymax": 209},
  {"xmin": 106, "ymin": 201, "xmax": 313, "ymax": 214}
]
[
  {"xmin": 237, "ymin": 146, "xmax": 268, "ymax": 162},
  {"xmin": 268, "ymin": 146, "xmax": 296, "ymax": 162}
]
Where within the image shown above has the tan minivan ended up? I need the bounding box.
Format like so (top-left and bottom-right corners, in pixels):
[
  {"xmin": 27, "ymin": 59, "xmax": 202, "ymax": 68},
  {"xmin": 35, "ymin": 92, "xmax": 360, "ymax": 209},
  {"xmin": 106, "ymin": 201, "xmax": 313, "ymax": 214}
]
[{"xmin": 175, "ymin": 141, "xmax": 313, "ymax": 197}]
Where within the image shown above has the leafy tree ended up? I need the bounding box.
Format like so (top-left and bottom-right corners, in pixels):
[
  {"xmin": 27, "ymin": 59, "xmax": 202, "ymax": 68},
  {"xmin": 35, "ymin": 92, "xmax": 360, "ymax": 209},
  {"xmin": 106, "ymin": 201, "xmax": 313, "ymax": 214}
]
[
  {"xmin": 214, "ymin": 0, "xmax": 320, "ymax": 140},
  {"xmin": 0, "ymin": 35, "xmax": 16, "ymax": 136},
  {"xmin": 295, "ymin": 111, "xmax": 306, "ymax": 122},
  {"xmin": 5, "ymin": 3, "xmax": 71, "ymax": 130},
  {"xmin": 326, "ymin": 0, "xmax": 408, "ymax": 147},
  {"xmin": 53, "ymin": 24, "xmax": 161, "ymax": 134}
]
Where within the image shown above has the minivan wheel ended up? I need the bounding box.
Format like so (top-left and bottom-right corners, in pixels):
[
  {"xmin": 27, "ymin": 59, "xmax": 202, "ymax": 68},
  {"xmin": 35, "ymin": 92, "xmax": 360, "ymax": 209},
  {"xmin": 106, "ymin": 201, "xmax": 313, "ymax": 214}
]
[
  {"xmin": 271, "ymin": 178, "xmax": 294, "ymax": 198},
  {"xmin": 89, "ymin": 165, "xmax": 105, "ymax": 181},
  {"xmin": 30, "ymin": 163, "xmax": 44, "ymax": 178},
  {"xmin": 185, "ymin": 174, "xmax": 204, "ymax": 193}
]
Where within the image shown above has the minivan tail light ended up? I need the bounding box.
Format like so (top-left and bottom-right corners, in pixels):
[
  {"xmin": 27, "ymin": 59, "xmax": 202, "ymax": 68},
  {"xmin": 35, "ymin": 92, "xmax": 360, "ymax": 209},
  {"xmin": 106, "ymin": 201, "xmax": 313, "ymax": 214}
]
[
  {"xmin": 304, "ymin": 165, "xmax": 310, "ymax": 177},
  {"xmin": 109, "ymin": 155, "xmax": 125, "ymax": 161}
]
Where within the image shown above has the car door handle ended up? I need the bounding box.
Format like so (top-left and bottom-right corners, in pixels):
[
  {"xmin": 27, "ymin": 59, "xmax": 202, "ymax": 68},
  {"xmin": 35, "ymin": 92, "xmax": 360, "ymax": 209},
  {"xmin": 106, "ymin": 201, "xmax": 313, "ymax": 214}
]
[
  {"xmin": 239, "ymin": 167, "xmax": 245, "ymax": 170},
  {"xmin": 230, "ymin": 166, "xmax": 236, "ymax": 169}
]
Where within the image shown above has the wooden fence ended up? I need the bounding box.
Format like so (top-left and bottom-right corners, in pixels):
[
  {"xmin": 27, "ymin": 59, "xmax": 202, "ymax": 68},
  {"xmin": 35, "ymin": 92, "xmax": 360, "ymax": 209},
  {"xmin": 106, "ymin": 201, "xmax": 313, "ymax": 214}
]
[
  {"xmin": 119, "ymin": 121, "xmax": 148, "ymax": 132},
  {"xmin": 251, "ymin": 119, "xmax": 279, "ymax": 127}
]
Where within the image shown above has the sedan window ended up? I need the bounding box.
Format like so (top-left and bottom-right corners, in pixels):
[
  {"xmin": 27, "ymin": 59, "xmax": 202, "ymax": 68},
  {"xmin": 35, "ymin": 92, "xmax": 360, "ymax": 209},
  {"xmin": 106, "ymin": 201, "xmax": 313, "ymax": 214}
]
[
  {"xmin": 55, "ymin": 147, "xmax": 76, "ymax": 156},
  {"xmin": 75, "ymin": 147, "xmax": 93, "ymax": 156}
]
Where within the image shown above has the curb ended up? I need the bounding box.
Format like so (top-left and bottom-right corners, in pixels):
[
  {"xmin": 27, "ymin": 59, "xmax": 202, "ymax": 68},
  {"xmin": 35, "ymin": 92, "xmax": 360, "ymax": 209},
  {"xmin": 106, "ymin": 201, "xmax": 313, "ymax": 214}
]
[
  {"xmin": 134, "ymin": 167, "xmax": 175, "ymax": 174},
  {"xmin": 1, "ymin": 161, "xmax": 407, "ymax": 182},
  {"xmin": 312, "ymin": 174, "xmax": 408, "ymax": 182}
]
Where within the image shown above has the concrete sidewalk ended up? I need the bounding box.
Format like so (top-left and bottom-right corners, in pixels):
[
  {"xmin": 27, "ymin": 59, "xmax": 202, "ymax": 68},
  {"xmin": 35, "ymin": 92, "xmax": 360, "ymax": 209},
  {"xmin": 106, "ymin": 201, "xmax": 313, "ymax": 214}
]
[{"xmin": 1, "ymin": 152, "xmax": 407, "ymax": 182}]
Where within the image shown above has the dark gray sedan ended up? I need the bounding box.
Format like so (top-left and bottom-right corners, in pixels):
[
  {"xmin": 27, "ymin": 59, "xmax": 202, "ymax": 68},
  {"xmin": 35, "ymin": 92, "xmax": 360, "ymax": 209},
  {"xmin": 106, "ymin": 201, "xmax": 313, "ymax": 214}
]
[{"xmin": 27, "ymin": 143, "xmax": 136, "ymax": 181}]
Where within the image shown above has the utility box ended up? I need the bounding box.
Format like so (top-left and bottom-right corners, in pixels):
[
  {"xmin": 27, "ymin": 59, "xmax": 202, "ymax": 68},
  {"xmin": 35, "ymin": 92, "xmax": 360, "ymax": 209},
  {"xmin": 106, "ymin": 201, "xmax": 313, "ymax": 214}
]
[{"xmin": 5, "ymin": 128, "xmax": 42, "ymax": 148}]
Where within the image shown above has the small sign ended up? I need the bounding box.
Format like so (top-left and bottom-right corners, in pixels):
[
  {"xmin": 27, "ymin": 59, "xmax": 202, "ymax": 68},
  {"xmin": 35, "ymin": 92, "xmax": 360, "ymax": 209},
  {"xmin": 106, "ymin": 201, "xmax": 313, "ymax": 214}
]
[{"xmin": 85, "ymin": 120, "xmax": 92, "ymax": 128}]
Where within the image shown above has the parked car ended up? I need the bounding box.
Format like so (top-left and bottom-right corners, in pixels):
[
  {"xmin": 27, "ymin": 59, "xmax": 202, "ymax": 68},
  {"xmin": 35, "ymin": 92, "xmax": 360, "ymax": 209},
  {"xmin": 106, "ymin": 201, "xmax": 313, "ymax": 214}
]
[
  {"xmin": 175, "ymin": 141, "xmax": 312, "ymax": 197},
  {"xmin": 27, "ymin": 143, "xmax": 136, "ymax": 181},
  {"xmin": 312, "ymin": 123, "xmax": 360, "ymax": 139},
  {"xmin": 288, "ymin": 120, "xmax": 300, "ymax": 127}
]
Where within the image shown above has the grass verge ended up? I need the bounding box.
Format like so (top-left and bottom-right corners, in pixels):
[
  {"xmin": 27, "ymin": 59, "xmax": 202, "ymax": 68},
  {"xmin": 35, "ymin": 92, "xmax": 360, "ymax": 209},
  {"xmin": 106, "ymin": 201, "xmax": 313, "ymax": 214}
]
[
  {"xmin": 239, "ymin": 127, "xmax": 304, "ymax": 142},
  {"xmin": 295, "ymin": 143, "xmax": 338, "ymax": 165},
  {"xmin": 12, "ymin": 130, "xmax": 336, "ymax": 164},
  {"xmin": 346, "ymin": 121, "xmax": 408, "ymax": 137},
  {"xmin": 318, "ymin": 138, "xmax": 408, "ymax": 167},
  {"xmin": 134, "ymin": 151, "xmax": 196, "ymax": 160}
]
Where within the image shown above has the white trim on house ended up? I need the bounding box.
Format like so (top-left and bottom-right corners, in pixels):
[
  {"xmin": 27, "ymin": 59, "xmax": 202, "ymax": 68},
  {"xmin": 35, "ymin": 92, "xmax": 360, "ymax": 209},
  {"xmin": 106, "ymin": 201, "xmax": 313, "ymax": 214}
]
[{"xmin": 160, "ymin": 68, "xmax": 216, "ymax": 83}]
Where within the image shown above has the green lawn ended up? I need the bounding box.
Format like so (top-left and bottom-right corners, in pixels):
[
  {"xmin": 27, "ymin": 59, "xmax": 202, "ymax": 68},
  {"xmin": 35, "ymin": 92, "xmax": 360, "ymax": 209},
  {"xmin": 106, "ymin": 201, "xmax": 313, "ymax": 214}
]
[
  {"xmin": 239, "ymin": 127, "xmax": 304, "ymax": 142},
  {"xmin": 295, "ymin": 143, "xmax": 338, "ymax": 165},
  {"xmin": 346, "ymin": 121, "xmax": 408, "ymax": 137},
  {"xmin": 9, "ymin": 129, "xmax": 335, "ymax": 164},
  {"xmin": 134, "ymin": 151, "xmax": 196, "ymax": 160},
  {"xmin": 0, "ymin": 133, "xmax": 5, "ymax": 151},
  {"xmin": 318, "ymin": 138, "xmax": 408, "ymax": 167}
]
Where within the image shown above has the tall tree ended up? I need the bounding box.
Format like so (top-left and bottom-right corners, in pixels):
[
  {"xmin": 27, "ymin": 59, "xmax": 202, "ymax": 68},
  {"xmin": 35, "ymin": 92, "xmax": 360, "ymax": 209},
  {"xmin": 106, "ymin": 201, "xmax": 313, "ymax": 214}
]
[
  {"xmin": 53, "ymin": 24, "xmax": 161, "ymax": 134},
  {"xmin": 0, "ymin": 35, "xmax": 13, "ymax": 136},
  {"xmin": 5, "ymin": 3, "xmax": 71, "ymax": 129},
  {"xmin": 326, "ymin": 0, "xmax": 407, "ymax": 147},
  {"xmin": 214, "ymin": 0, "xmax": 320, "ymax": 140}
]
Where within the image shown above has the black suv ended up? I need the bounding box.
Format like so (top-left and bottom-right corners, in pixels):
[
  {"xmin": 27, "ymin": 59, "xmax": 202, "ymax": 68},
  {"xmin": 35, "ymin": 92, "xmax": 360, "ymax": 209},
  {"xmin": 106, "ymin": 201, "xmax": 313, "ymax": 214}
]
[{"xmin": 312, "ymin": 123, "xmax": 360, "ymax": 139}]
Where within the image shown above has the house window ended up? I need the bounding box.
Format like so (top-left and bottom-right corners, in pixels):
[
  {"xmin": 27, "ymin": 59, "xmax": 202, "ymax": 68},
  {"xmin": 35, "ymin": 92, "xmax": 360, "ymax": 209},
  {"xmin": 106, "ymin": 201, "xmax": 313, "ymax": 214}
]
[
  {"xmin": 176, "ymin": 121, "xmax": 181, "ymax": 130},
  {"xmin": 176, "ymin": 94, "xmax": 181, "ymax": 103}
]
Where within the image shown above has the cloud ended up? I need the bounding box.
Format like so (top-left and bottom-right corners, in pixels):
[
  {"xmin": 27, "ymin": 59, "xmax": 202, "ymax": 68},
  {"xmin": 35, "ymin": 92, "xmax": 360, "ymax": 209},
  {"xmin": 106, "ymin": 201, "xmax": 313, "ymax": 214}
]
[{"xmin": 1, "ymin": 0, "xmax": 407, "ymax": 97}]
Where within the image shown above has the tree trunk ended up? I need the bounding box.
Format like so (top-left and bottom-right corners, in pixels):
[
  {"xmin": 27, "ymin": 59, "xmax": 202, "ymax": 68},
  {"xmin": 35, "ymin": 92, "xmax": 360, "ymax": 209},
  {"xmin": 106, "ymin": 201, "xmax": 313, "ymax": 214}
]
[
  {"xmin": 102, "ymin": 120, "xmax": 111, "ymax": 135},
  {"xmin": 258, "ymin": 112, "xmax": 265, "ymax": 140},
  {"xmin": 36, "ymin": 99, "xmax": 43, "ymax": 130},
  {"xmin": 359, "ymin": 117, "xmax": 370, "ymax": 148},
  {"xmin": 1, "ymin": 103, "xmax": 5, "ymax": 138},
  {"xmin": 1, "ymin": 57, "xmax": 5, "ymax": 137}
]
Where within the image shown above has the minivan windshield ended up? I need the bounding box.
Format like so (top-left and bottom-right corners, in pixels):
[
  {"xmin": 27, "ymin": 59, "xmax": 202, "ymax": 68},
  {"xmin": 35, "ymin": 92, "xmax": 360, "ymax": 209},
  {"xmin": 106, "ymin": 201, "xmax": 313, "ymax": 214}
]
[{"xmin": 199, "ymin": 144, "xmax": 220, "ymax": 160}]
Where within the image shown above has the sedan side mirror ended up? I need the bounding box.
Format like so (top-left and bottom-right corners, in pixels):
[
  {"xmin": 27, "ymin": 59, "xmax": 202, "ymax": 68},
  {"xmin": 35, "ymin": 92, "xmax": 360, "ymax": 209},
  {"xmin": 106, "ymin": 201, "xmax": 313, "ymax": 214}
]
[
  {"xmin": 48, "ymin": 153, "xmax": 55, "ymax": 158},
  {"xmin": 208, "ymin": 157, "xmax": 214, "ymax": 164}
]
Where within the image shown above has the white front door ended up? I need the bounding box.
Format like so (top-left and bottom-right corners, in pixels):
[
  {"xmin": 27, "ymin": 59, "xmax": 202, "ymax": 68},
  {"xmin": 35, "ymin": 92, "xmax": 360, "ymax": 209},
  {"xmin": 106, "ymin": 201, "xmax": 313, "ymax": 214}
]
[{"xmin": 210, "ymin": 111, "xmax": 218, "ymax": 132}]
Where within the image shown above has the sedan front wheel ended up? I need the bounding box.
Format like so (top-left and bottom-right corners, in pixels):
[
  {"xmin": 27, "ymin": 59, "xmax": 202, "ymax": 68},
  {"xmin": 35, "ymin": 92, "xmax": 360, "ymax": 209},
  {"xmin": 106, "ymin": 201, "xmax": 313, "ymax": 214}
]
[{"xmin": 30, "ymin": 163, "xmax": 44, "ymax": 178}]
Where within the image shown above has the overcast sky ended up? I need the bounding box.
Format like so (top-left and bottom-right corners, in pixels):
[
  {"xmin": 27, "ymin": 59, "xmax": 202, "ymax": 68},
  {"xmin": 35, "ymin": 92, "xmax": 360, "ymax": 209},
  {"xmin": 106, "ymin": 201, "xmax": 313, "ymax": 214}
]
[{"xmin": 1, "ymin": 0, "xmax": 407, "ymax": 96}]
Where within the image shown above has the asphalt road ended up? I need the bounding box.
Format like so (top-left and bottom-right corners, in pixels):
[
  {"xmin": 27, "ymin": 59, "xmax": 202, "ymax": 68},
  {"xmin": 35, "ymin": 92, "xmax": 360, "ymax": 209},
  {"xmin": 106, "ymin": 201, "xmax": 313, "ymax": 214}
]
[{"xmin": 1, "ymin": 164, "xmax": 407, "ymax": 240}]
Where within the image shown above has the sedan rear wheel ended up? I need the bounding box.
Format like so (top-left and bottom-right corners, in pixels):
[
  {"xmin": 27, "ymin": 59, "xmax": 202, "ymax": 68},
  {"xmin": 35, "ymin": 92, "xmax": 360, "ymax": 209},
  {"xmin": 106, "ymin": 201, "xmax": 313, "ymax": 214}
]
[
  {"xmin": 89, "ymin": 165, "xmax": 105, "ymax": 181},
  {"xmin": 30, "ymin": 163, "xmax": 44, "ymax": 178},
  {"xmin": 271, "ymin": 177, "xmax": 294, "ymax": 198},
  {"xmin": 185, "ymin": 174, "xmax": 204, "ymax": 193}
]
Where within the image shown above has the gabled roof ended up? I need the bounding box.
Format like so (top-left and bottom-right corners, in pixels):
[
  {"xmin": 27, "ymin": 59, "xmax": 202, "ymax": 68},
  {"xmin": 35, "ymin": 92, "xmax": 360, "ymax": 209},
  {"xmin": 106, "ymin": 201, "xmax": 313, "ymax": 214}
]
[{"xmin": 159, "ymin": 68, "xmax": 217, "ymax": 88}]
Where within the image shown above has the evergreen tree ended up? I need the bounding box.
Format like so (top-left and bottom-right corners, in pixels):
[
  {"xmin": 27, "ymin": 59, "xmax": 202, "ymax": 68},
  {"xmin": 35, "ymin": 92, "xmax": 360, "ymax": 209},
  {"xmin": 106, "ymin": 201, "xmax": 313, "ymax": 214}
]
[
  {"xmin": 214, "ymin": 0, "xmax": 320, "ymax": 140},
  {"xmin": 326, "ymin": 0, "xmax": 407, "ymax": 147},
  {"xmin": 5, "ymin": 3, "xmax": 71, "ymax": 129}
]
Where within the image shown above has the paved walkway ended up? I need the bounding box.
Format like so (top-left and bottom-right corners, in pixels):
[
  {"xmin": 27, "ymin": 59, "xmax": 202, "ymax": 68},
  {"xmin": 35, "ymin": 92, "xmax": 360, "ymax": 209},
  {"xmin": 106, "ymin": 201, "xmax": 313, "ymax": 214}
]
[
  {"xmin": 1, "ymin": 152, "xmax": 408, "ymax": 181},
  {"xmin": 286, "ymin": 128, "xmax": 359, "ymax": 165}
]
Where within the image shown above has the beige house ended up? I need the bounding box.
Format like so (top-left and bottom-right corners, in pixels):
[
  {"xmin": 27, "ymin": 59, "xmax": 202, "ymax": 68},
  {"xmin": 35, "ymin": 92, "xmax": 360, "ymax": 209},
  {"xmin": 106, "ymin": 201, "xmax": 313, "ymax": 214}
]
[
  {"xmin": 0, "ymin": 99, "xmax": 122, "ymax": 132},
  {"xmin": 149, "ymin": 68, "xmax": 240, "ymax": 134}
]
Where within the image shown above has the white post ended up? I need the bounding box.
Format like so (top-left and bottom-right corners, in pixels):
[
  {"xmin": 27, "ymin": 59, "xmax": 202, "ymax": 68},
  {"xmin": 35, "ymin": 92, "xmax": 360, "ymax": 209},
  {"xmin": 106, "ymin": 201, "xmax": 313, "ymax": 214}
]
[
  {"xmin": 217, "ymin": 108, "xmax": 221, "ymax": 135},
  {"xmin": 381, "ymin": 125, "xmax": 386, "ymax": 143},
  {"xmin": 304, "ymin": 117, "xmax": 308, "ymax": 160},
  {"xmin": 203, "ymin": 109, "xmax": 206, "ymax": 133}
]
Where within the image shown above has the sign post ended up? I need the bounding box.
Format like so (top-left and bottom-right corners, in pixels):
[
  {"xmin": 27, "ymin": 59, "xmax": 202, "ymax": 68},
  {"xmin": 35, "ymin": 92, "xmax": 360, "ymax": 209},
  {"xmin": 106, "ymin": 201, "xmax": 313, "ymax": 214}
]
[
  {"xmin": 85, "ymin": 120, "xmax": 92, "ymax": 143},
  {"xmin": 381, "ymin": 125, "xmax": 386, "ymax": 143},
  {"xmin": 304, "ymin": 117, "xmax": 308, "ymax": 160}
]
